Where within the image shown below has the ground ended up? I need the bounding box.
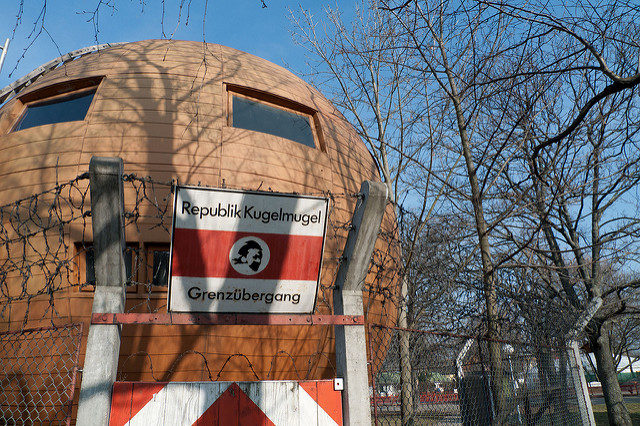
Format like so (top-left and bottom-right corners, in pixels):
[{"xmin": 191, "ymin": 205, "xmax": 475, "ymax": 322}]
[{"xmin": 592, "ymin": 403, "xmax": 640, "ymax": 425}]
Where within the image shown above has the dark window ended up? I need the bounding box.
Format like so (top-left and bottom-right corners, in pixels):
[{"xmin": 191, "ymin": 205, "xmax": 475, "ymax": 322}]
[
  {"xmin": 151, "ymin": 250, "xmax": 170, "ymax": 287},
  {"xmin": 124, "ymin": 247, "xmax": 136, "ymax": 283},
  {"xmin": 84, "ymin": 245, "xmax": 136, "ymax": 287},
  {"xmin": 15, "ymin": 90, "xmax": 96, "ymax": 131},
  {"xmin": 85, "ymin": 248, "xmax": 95, "ymax": 286},
  {"xmin": 232, "ymin": 95, "xmax": 315, "ymax": 148}
]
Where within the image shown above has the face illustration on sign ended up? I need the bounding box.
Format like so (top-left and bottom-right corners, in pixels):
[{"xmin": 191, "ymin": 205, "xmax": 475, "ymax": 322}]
[
  {"xmin": 229, "ymin": 236, "xmax": 270, "ymax": 275},
  {"xmin": 170, "ymin": 186, "xmax": 329, "ymax": 313}
]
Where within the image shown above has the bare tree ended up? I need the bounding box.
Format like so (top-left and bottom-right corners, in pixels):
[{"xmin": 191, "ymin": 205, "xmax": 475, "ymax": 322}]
[
  {"xmin": 401, "ymin": 213, "xmax": 473, "ymax": 330},
  {"xmin": 504, "ymin": 60, "xmax": 640, "ymax": 425},
  {"xmin": 295, "ymin": 0, "xmax": 543, "ymax": 421},
  {"xmin": 296, "ymin": 0, "xmax": 640, "ymax": 424},
  {"xmin": 610, "ymin": 313, "xmax": 640, "ymax": 377},
  {"xmin": 292, "ymin": 5, "xmax": 455, "ymax": 423}
]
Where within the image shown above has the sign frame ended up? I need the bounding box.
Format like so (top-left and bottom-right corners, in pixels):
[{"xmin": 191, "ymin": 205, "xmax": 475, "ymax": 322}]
[{"xmin": 167, "ymin": 185, "xmax": 330, "ymax": 314}]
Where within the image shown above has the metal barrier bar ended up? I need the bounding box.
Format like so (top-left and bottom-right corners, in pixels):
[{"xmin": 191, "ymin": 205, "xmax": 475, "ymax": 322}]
[{"xmin": 92, "ymin": 312, "xmax": 365, "ymax": 325}]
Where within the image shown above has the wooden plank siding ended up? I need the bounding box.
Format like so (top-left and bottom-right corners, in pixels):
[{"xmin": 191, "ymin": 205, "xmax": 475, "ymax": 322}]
[{"xmin": 0, "ymin": 39, "xmax": 399, "ymax": 384}]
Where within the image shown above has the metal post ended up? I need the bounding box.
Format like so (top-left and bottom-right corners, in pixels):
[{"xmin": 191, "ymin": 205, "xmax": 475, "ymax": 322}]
[
  {"xmin": 76, "ymin": 157, "xmax": 127, "ymax": 426},
  {"xmin": 333, "ymin": 181, "xmax": 388, "ymax": 426},
  {"xmin": 0, "ymin": 38, "xmax": 9, "ymax": 75}
]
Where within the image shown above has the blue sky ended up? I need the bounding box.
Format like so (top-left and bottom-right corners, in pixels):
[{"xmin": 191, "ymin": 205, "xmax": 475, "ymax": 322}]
[{"xmin": 0, "ymin": 0, "xmax": 351, "ymax": 88}]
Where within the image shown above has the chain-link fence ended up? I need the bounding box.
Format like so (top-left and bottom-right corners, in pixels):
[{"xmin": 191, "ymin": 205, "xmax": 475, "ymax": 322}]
[
  {"xmin": 0, "ymin": 323, "xmax": 83, "ymax": 425},
  {"xmin": 108, "ymin": 174, "xmax": 401, "ymax": 383},
  {"xmin": 0, "ymin": 173, "xmax": 91, "ymax": 329},
  {"xmin": 0, "ymin": 167, "xmax": 402, "ymax": 418},
  {"xmin": 0, "ymin": 165, "xmax": 597, "ymax": 424},
  {"xmin": 368, "ymin": 324, "xmax": 591, "ymax": 425}
]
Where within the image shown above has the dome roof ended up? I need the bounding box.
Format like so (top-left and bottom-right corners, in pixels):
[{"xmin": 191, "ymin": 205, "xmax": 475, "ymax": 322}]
[
  {"xmin": 0, "ymin": 39, "xmax": 379, "ymax": 198},
  {"xmin": 0, "ymin": 40, "xmax": 397, "ymax": 382}
]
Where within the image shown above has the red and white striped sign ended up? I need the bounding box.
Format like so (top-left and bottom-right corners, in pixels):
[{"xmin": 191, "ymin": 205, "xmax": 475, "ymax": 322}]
[
  {"xmin": 109, "ymin": 381, "xmax": 342, "ymax": 426},
  {"xmin": 168, "ymin": 186, "xmax": 328, "ymax": 313}
]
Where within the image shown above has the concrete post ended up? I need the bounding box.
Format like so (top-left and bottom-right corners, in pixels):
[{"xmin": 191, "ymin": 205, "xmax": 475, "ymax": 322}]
[
  {"xmin": 565, "ymin": 297, "xmax": 601, "ymax": 426},
  {"xmin": 333, "ymin": 181, "xmax": 388, "ymax": 426},
  {"xmin": 568, "ymin": 341, "xmax": 596, "ymax": 426},
  {"xmin": 76, "ymin": 157, "xmax": 127, "ymax": 426},
  {"xmin": 398, "ymin": 275, "xmax": 414, "ymax": 425}
]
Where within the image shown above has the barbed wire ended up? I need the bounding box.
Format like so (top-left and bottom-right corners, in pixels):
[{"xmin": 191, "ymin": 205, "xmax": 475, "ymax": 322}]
[
  {"xmin": 116, "ymin": 347, "xmax": 336, "ymax": 384},
  {"xmin": 0, "ymin": 170, "xmax": 594, "ymax": 393},
  {"xmin": 0, "ymin": 173, "xmax": 90, "ymax": 327}
]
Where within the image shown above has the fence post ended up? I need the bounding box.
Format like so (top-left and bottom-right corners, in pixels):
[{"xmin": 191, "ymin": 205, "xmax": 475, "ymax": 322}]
[
  {"xmin": 333, "ymin": 181, "xmax": 388, "ymax": 426},
  {"xmin": 568, "ymin": 341, "xmax": 596, "ymax": 426},
  {"xmin": 398, "ymin": 275, "xmax": 414, "ymax": 426},
  {"xmin": 565, "ymin": 297, "xmax": 601, "ymax": 426},
  {"xmin": 76, "ymin": 157, "xmax": 127, "ymax": 426}
]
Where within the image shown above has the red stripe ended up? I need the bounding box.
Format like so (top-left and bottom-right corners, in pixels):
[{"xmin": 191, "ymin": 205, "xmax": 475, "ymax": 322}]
[
  {"xmin": 171, "ymin": 229, "xmax": 323, "ymax": 280},
  {"xmin": 193, "ymin": 382, "xmax": 275, "ymax": 426},
  {"xmin": 109, "ymin": 382, "xmax": 132, "ymax": 426},
  {"xmin": 109, "ymin": 382, "xmax": 167, "ymax": 426},
  {"xmin": 300, "ymin": 380, "xmax": 343, "ymax": 425}
]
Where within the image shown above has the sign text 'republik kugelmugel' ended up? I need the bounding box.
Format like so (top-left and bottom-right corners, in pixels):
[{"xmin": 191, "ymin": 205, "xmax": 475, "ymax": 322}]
[{"xmin": 168, "ymin": 186, "xmax": 329, "ymax": 313}]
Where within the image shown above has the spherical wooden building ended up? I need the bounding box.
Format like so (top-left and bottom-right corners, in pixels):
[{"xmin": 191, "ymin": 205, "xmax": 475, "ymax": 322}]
[{"xmin": 0, "ymin": 40, "xmax": 398, "ymax": 382}]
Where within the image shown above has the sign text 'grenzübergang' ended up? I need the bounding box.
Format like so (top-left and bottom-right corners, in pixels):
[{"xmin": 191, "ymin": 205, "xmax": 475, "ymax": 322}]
[{"xmin": 168, "ymin": 186, "xmax": 329, "ymax": 314}]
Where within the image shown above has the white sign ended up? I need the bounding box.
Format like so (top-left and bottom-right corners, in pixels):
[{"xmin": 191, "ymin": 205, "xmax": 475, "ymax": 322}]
[{"xmin": 168, "ymin": 186, "xmax": 329, "ymax": 313}]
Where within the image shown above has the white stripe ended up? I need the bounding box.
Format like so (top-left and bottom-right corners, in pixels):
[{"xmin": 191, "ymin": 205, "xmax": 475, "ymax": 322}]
[
  {"xmin": 125, "ymin": 385, "xmax": 166, "ymax": 426},
  {"xmin": 241, "ymin": 382, "xmax": 298, "ymax": 425},
  {"xmin": 126, "ymin": 382, "xmax": 230, "ymax": 426},
  {"xmin": 240, "ymin": 382, "xmax": 339, "ymax": 426},
  {"xmin": 169, "ymin": 278, "xmax": 317, "ymax": 313},
  {"xmin": 175, "ymin": 188, "xmax": 327, "ymax": 236},
  {"xmin": 298, "ymin": 384, "xmax": 339, "ymax": 426}
]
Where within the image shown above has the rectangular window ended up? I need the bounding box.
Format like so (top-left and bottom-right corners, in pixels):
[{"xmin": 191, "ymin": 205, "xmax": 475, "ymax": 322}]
[
  {"xmin": 78, "ymin": 244, "xmax": 139, "ymax": 292},
  {"xmin": 227, "ymin": 86, "xmax": 322, "ymax": 149},
  {"xmin": 14, "ymin": 89, "xmax": 96, "ymax": 131},
  {"xmin": 149, "ymin": 247, "xmax": 170, "ymax": 288},
  {"xmin": 84, "ymin": 247, "xmax": 95, "ymax": 287},
  {"xmin": 77, "ymin": 242, "xmax": 170, "ymax": 294}
]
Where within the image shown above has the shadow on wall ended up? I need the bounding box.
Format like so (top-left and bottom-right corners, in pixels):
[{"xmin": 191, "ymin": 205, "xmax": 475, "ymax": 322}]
[{"xmin": 0, "ymin": 39, "xmax": 399, "ymax": 383}]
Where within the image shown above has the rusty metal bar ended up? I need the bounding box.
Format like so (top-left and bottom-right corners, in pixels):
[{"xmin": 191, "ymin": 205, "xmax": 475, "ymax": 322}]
[{"xmin": 91, "ymin": 312, "xmax": 364, "ymax": 326}]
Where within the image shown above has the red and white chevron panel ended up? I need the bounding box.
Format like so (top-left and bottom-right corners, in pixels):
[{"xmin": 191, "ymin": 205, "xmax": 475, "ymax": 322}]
[{"xmin": 109, "ymin": 380, "xmax": 342, "ymax": 426}]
